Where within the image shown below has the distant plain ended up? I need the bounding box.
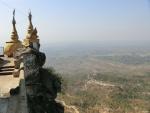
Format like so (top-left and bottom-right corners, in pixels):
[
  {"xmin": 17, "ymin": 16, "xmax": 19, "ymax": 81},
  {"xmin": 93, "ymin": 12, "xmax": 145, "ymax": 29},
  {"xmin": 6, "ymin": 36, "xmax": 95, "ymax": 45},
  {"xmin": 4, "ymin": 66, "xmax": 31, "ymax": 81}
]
[{"xmin": 43, "ymin": 42, "xmax": 150, "ymax": 113}]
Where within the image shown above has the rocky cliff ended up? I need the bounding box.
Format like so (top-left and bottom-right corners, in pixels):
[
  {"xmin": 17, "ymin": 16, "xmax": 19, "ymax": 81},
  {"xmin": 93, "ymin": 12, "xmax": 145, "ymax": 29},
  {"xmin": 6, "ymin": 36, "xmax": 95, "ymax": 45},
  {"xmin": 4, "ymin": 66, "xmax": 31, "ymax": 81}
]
[{"xmin": 14, "ymin": 47, "xmax": 64, "ymax": 113}]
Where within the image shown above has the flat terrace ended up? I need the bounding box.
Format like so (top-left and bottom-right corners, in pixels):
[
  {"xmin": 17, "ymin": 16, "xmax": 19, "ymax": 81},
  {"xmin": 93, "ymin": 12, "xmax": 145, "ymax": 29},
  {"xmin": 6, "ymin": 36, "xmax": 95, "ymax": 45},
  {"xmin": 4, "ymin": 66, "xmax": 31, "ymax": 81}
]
[
  {"xmin": 0, "ymin": 57, "xmax": 28, "ymax": 113},
  {"xmin": 0, "ymin": 57, "xmax": 19, "ymax": 97}
]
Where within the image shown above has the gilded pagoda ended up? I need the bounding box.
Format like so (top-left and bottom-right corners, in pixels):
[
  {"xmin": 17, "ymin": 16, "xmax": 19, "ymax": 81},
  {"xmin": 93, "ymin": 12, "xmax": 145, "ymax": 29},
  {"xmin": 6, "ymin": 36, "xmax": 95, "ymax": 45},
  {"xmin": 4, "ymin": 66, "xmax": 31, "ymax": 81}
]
[{"xmin": 4, "ymin": 10, "xmax": 40, "ymax": 57}]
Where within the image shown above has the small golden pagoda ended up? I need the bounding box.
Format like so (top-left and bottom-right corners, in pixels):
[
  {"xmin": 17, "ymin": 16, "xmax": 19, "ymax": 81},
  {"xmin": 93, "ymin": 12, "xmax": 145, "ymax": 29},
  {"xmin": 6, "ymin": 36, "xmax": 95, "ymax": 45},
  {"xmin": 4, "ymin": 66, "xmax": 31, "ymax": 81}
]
[
  {"xmin": 4, "ymin": 10, "xmax": 22, "ymax": 57},
  {"xmin": 22, "ymin": 12, "xmax": 39, "ymax": 48}
]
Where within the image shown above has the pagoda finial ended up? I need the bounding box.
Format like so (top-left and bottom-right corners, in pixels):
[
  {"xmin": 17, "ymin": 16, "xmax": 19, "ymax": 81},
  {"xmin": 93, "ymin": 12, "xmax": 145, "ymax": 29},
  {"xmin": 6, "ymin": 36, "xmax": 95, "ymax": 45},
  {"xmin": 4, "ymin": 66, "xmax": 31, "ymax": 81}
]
[
  {"xmin": 11, "ymin": 9, "xmax": 19, "ymax": 41},
  {"xmin": 29, "ymin": 10, "xmax": 32, "ymax": 22},
  {"xmin": 12, "ymin": 9, "xmax": 16, "ymax": 25},
  {"xmin": 27, "ymin": 11, "xmax": 33, "ymax": 37}
]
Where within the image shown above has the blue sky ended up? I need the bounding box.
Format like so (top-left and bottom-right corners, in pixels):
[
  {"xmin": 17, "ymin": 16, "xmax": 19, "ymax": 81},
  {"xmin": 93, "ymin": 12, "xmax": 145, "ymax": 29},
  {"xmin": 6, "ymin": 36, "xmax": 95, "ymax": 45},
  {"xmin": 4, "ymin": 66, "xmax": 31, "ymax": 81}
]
[{"xmin": 0, "ymin": 0, "xmax": 150, "ymax": 46}]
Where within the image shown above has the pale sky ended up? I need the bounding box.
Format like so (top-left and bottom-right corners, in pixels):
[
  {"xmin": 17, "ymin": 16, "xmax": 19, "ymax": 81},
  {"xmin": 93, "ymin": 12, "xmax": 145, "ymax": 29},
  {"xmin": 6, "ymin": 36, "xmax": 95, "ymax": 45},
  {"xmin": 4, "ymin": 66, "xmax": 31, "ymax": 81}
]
[{"xmin": 0, "ymin": 0, "xmax": 150, "ymax": 46}]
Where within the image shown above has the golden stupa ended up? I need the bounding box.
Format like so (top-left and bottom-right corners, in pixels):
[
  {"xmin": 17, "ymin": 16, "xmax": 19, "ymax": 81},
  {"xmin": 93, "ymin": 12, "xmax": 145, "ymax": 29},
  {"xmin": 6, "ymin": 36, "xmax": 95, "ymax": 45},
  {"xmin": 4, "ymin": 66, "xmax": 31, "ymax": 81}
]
[
  {"xmin": 22, "ymin": 12, "xmax": 39, "ymax": 47},
  {"xmin": 4, "ymin": 10, "xmax": 22, "ymax": 57}
]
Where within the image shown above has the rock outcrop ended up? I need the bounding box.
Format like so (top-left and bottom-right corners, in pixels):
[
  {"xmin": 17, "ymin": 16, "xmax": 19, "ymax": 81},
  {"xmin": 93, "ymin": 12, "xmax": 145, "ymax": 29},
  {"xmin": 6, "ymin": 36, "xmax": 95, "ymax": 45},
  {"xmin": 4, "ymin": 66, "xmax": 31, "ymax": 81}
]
[{"xmin": 15, "ymin": 46, "xmax": 64, "ymax": 113}]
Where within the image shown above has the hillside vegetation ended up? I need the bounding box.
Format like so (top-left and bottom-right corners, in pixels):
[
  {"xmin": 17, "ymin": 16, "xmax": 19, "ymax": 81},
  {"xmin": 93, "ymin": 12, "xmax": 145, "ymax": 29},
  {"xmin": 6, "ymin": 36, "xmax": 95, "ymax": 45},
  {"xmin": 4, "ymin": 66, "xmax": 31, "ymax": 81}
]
[{"xmin": 45, "ymin": 47, "xmax": 150, "ymax": 113}]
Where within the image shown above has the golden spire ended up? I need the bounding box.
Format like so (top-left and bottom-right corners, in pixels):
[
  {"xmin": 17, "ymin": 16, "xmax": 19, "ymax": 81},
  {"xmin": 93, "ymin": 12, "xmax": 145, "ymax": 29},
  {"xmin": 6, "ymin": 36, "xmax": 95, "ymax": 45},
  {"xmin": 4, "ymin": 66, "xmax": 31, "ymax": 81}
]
[
  {"xmin": 11, "ymin": 9, "xmax": 19, "ymax": 41},
  {"xmin": 23, "ymin": 12, "xmax": 40, "ymax": 48},
  {"xmin": 26, "ymin": 11, "xmax": 33, "ymax": 38},
  {"xmin": 4, "ymin": 10, "xmax": 22, "ymax": 57}
]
